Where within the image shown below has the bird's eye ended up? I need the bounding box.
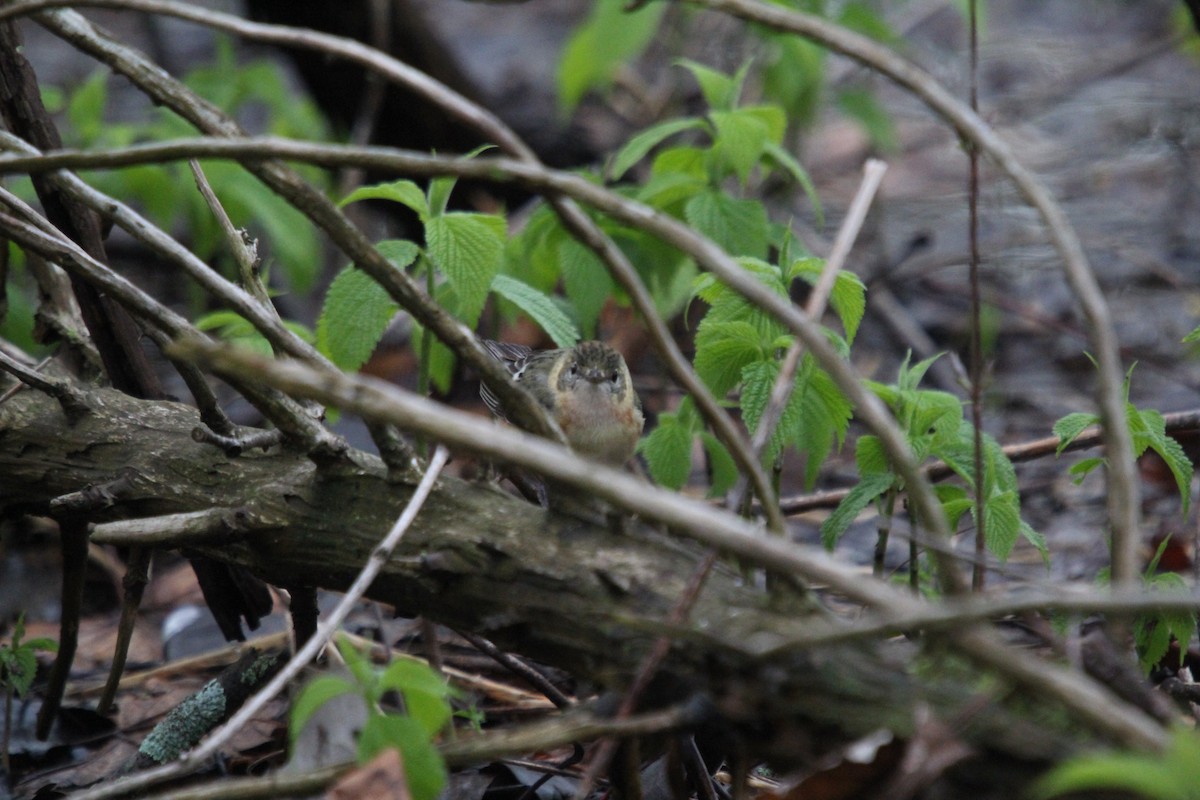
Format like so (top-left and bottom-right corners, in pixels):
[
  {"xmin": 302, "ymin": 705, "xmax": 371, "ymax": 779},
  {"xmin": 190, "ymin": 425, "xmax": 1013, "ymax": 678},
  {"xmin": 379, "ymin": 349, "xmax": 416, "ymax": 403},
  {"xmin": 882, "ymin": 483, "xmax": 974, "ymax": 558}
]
[
  {"xmin": 568, "ymin": 363, "xmax": 578, "ymax": 376},
  {"xmin": 610, "ymin": 371, "xmax": 620, "ymax": 384}
]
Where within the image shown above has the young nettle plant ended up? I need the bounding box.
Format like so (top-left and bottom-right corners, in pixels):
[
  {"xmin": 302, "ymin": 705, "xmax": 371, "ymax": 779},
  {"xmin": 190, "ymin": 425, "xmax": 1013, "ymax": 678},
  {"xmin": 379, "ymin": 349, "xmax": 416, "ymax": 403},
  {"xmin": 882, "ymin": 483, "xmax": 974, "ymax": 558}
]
[
  {"xmin": 822, "ymin": 354, "xmax": 1046, "ymax": 582},
  {"xmin": 320, "ymin": 156, "xmax": 580, "ymax": 393},
  {"xmin": 1055, "ymin": 365, "xmax": 1195, "ymax": 673},
  {"xmin": 290, "ymin": 636, "xmax": 459, "ymax": 800},
  {"xmin": 641, "ymin": 252, "xmax": 862, "ymax": 496},
  {"xmin": 1, "ymin": 615, "xmax": 58, "ymax": 774}
]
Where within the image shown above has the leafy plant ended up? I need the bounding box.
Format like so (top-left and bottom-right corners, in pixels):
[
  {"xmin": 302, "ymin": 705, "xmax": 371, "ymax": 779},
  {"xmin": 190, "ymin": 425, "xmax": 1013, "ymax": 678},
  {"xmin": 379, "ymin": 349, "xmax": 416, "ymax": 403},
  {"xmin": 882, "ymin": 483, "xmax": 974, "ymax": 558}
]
[
  {"xmin": 54, "ymin": 38, "xmax": 329, "ymax": 294},
  {"xmin": 328, "ymin": 161, "xmax": 580, "ymax": 391},
  {"xmin": 1032, "ymin": 726, "xmax": 1200, "ymax": 800},
  {"xmin": 821, "ymin": 353, "xmax": 1045, "ymax": 576},
  {"xmin": 1, "ymin": 614, "xmax": 58, "ymax": 774},
  {"xmin": 1054, "ymin": 365, "xmax": 1193, "ymax": 515},
  {"xmin": 290, "ymin": 636, "xmax": 459, "ymax": 800}
]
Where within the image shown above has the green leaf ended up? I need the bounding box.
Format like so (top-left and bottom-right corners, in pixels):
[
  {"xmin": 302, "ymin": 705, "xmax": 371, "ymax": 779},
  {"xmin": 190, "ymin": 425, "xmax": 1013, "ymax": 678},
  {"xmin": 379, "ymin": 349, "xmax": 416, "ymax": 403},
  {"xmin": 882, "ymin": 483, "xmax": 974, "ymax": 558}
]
[
  {"xmin": 762, "ymin": 141, "xmax": 823, "ymax": 224},
  {"xmin": 317, "ymin": 265, "xmax": 402, "ymax": 371},
  {"xmin": 676, "ymin": 59, "xmax": 739, "ymax": 110},
  {"xmin": 821, "ymin": 472, "xmax": 894, "ymax": 549},
  {"xmin": 855, "ymin": 435, "xmax": 891, "ymax": 476},
  {"xmin": 693, "ymin": 319, "xmax": 764, "ymax": 395},
  {"xmin": 425, "ymin": 213, "xmax": 506, "ymax": 324},
  {"xmin": 289, "ymin": 674, "xmax": 358, "ymax": 748},
  {"xmin": 380, "ymin": 659, "xmax": 454, "ymax": 737},
  {"xmin": 610, "ymin": 118, "xmax": 707, "ymax": 180},
  {"xmin": 558, "ymin": 238, "xmax": 614, "ymax": 338},
  {"xmin": 982, "ymin": 488, "xmax": 1021, "ymax": 561},
  {"xmin": 709, "ymin": 109, "xmax": 769, "ymax": 183},
  {"xmin": 738, "ymin": 359, "xmax": 780, "ymax": 437},
  {"xmin": 66, "ymin": 69, "xmax": 109, "ymax": 146},
  {"xmin": 1129, "ymin": 406, "xmax": 1194, "ymax": 515},
  {"xmin": 1068, "ymin": 457, "xmax": 1105, "ymax": 483},
  {"xmin": 340, "ymin": 179, "xmax": 429, "ymax": 220},
  {"xmin": 557, "ymin": 0, "xmax": 666, "ymax": 112},
  {"xmin": 699, "ymin": 432, "xmax": 738, "ymax": 497},
  {"xmin": 357, "ymin": 716, "xmax": 448, "ymax": 800},
  {"xmin": 639, "ymin": 409, "xmax": 695, "ymax": 490},
  {"xmin": 1053, "ymin": 412, "xmax": 1099, "ymax": 455},
  {"xmin": 684, "ymin": 190, "xmax": 769, "ymax": 259},
  {"xmin": 788, "ymin": 258, "xmax": 866, "ymax": 342},
  {"xmin": 490, "ymin": 274, "xmax": 580, "ymax": 347},
  {"xmin": 1032, "ymin": 728, "xmax": 1200, "ymax": 800}
]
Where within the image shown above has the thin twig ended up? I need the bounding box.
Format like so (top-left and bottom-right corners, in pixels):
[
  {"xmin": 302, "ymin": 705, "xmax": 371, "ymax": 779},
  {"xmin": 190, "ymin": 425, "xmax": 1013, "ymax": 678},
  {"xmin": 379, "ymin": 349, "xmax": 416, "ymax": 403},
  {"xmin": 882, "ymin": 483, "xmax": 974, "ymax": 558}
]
[
  {"xmin": 69, "ymin": 446, "xmax": 451, "ymax": 800},
  {"xmin": 188, "ymin": 159, "xmax": 272, "ymax": 310},
  {"xmin": 967, "ymin": 0, "xmax": 986, "ymax": 592}
]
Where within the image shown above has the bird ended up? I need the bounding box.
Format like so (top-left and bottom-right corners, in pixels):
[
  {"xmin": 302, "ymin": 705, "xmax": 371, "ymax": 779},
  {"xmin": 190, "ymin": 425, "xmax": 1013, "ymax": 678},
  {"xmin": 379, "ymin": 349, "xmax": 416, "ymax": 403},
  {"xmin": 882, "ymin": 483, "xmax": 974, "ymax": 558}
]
[{"xmin": 480, "ymin": 339, "xmax": 644, "ymax": 466}]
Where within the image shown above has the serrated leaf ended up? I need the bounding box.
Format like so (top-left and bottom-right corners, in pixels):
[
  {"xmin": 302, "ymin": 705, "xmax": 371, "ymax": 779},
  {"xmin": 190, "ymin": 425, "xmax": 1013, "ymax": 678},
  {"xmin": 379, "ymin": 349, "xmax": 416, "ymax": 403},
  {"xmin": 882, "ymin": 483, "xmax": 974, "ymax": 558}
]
[
  {"xmin": 611, "ymin": 117, "xmax": 707, "ymax": 180},
  {"xmin": 684, "ymin": 190, "xmax": 769, "ymax": 259},
  {"xmin": 700, "ymin": 432, "xmax": 738, "ymax": 497},
  {"xmin": 340, "ymin": 179, "xmax": 429, "ymax": 219},
  {"xmin": 738, "ymin": 359, "xmax": 780, "ymax": 436},
  {"xmin": 693, "ymin": 319, "xmax": 764, "ymax": 395},
  {"xmin": 558, "ymin": 238, "xmax": 614, "ymax": 338},
  {"xmin": 1068, "ymin": 457, "xmax": 1105, "ymax": 483},
  {"xmin": 855, "ymin": 435, "xmax": 891, "ymax": 476},
  {"xmin": 490, "ymin": 274, "xmax": 580, "ymax": 347},
  {"xmin": 639, "ymin": 412, "xmax": 694, "ymax": 490},
  {"xmin": 558, "ymin": 0, "xmax": 666, "ymax": 112},
  {"xmin": 318, "ymin": 266, "xmax": 400, "ymax": 371},
  {"xmin": 821, "ymin": 471, "xmax": 894, "ymax": 549},
  {"xmin": 983, "ymin": 488, "xmax": 1021, "ymax": 561},
  {"xmin": 425, "ymin": 213, "xmax": 505, "ymax": 324},
  {"xmin": 1020, "ymin": 521, "xmax": 1050, "ymax": 565},
  {"xmin": 789, "ymin": 258, "xmax": 865, "ymax": 341},
  {"xmin": 709, "ymin": 109, "xmax": 769, "ymax": 183},
  {"xmin": 1053, "ymin": 412, "xmax": 1099, "ymax": 454},
  {"xmin": 1129, "ymin": 406, "xmax": 1194, "ymax": 515}
]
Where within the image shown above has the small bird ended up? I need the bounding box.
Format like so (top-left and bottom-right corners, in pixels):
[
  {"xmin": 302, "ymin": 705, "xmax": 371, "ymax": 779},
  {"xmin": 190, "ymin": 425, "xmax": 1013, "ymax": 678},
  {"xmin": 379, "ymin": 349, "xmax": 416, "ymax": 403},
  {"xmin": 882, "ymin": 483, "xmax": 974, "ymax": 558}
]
[{"xmin": 480, "ymin": 340, "xmax": 644, "ymax": 465}]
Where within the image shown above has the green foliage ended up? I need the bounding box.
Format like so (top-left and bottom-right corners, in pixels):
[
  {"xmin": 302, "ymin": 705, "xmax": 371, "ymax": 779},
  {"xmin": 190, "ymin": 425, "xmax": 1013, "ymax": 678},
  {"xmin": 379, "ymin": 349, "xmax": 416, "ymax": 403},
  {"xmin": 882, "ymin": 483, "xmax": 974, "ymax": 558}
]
[
  {"xmin": 337, "ymin": 167, "xmax": 520, "ymax": 391},
  {"xmin": 55, "ymin": 40, "xmax": 329, "ymax": 293},
  {"xmin": 195, "ymin": 309, "xmax": 315, "ymax": 357},
  {"xmin": 1032, "ymin": 727, "xmax": 1200, "ymax": 800},
  {"xmin": 0, "ymin": 614, "xmax": 57, "ymax": 700},
  {"xmin": 1053, "ymin": 366, "xmax": 1193, "ymax": 514},
  {"xmin": 822, "ymin": 354, "xmax": 1044, "ymax": 564},
  {"xmin": 290, "ymin": 637, "xmax": 457, "ymax": 800},
  {"xmin": 557, "ymin": 0, "xmax": 666, "ymax": 113}
]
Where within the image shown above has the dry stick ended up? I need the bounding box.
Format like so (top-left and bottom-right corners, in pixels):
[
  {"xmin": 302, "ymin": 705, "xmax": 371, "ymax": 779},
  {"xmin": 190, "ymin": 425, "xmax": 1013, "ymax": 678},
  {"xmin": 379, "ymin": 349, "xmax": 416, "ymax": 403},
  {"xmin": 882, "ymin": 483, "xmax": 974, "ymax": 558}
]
[
  {"xmin": 188, "ymin": 159, "xmax": 272, "ymax": 310},
  {"xmin": 169, "ymin": 338, "xmax": 1169, "ymax": 754},
  {"xmin": 967, "ymin": 0, "xmax": 986, "ymax": 593},
  {"xmin": 70, "ymin": 446, "xmax": 452, "ymax": 800},
  {"xmin": 0, "ymin": 0, "xmax": 783, "ymax": 534},
  {"xmin": 688, "ymin": 0, "xmax": 1140, "ymax": 595}
]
